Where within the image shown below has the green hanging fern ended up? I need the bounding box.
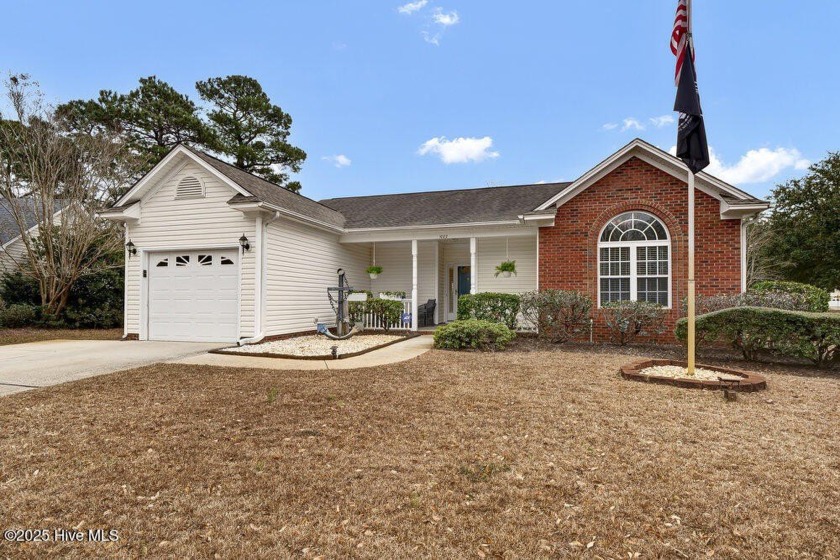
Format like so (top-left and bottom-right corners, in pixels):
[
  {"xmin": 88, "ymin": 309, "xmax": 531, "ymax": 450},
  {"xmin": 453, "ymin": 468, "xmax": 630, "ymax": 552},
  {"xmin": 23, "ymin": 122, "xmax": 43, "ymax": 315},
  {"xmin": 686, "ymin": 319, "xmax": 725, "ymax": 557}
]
[{"xmin": 494, "ymin": 260, "xmax": 517, "ymax": 277}]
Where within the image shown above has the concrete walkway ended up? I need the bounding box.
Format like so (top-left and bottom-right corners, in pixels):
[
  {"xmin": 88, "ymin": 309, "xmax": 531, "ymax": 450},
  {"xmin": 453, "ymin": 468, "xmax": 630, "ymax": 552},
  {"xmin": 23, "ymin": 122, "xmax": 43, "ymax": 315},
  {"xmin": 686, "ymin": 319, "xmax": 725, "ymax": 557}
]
[
  {"xmin": 0, "ymin": 340, "xmax": 222, "ymax": 397},
  {"xmin": 173, "ymin": 334, "xmax": 434, "ymax": 370}
]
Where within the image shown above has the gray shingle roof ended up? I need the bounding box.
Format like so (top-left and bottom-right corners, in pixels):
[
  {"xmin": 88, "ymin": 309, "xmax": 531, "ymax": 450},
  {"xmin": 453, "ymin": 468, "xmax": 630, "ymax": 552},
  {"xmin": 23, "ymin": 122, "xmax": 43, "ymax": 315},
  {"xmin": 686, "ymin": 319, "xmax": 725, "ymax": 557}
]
[
  {"xmin": 719, "ymin": 193, "xmax": 770, "ymax": 206},
  {"xmin": 183, "ymin": 146, "xmax": 346, "ymax": 228},
  {"xmin": 319, "ymin": 182, "xmax": 570, "ymax": 229},
  {"xmin": 0, "ymin": 199, "xmax": 66, "ymax": 245}
]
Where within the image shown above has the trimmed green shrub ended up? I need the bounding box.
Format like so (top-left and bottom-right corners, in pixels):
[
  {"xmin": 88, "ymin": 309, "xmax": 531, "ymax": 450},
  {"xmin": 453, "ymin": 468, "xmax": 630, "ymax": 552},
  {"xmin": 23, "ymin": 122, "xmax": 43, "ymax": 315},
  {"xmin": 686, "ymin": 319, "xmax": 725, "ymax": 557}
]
[
  {"xmin": 349, "ymin": 297, "xmax": 404, "ymax": 330},
  {"xmin": 457, "ymin": 292, "xmax": 521, "ymax": 329},
  {"xmin": 0, "ymin": 271, "xmax": 41, "ymax": 307},
  {"xmin": 62, "ymin": 267, "xmax": 124, "ymax": 328},
  {"xmin": 601, "ymin": 300, "xmax": 667, "ymax": 345},
  {"xmin": 433, "ymin": 319, "xmax": 515, "ymax": 351},
  {"xmin": 0, "ymin": 268, "xmax": 124, "ymax": 328},
  {"xmin": 676, "ymin": 306, "xmax": 840, "ymax": 367},
  {"xmin": 751, "ymin": 281, "xmax": 829, "ymax": 312},
  {"xmin": 520, "ymin": 289, "xmax": 592, "ymax": 343},
  {"xmin": 0, "ymin": 304, "xmax": 37, "ymax": 328},
  {"xmin": 684, "ymin": 291, "xmax": 815, "ymax": 314}
]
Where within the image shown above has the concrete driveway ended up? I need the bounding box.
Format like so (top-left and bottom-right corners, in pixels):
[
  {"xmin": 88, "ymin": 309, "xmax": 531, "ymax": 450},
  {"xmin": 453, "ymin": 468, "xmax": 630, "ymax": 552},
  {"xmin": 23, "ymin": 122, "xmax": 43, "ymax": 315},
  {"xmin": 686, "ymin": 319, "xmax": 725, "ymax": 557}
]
[{"xmin": 0, "ymin": 340, "xmax": 223, "ymax": 397}]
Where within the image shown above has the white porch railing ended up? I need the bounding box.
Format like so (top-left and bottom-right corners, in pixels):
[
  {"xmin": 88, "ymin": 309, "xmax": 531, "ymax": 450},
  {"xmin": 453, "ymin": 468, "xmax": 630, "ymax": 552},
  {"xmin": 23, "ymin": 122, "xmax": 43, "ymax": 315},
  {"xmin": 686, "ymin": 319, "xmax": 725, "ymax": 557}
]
[{"xmin": 360, "ymin": 299, "xmax": 413, "ymax": 330}]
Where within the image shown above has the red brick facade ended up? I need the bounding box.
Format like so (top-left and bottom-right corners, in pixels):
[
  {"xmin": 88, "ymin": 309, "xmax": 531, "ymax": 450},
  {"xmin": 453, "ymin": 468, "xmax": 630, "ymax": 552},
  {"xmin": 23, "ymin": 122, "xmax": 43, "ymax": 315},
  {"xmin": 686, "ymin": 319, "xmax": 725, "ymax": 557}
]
[{"xmin": 538, "ymin": 156, "xmax": 742, "ymax": 342}]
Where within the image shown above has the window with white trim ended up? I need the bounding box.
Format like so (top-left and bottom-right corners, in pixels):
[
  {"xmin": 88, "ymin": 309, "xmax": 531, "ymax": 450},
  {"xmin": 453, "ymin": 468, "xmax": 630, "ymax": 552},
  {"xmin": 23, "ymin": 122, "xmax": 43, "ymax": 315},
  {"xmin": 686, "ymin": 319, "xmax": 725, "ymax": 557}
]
[{"xmin": 598, "ymin": 211, "xmax": 670, "ymax": 307}]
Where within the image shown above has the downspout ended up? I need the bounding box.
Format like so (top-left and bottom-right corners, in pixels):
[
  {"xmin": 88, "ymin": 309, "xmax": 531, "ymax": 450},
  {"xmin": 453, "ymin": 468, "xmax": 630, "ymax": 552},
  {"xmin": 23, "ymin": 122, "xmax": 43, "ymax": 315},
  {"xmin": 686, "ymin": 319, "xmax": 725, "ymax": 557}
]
[
  {"xmin": 121, "ymin": 222, "xmax": 131, "ymax": 340},
  {"xmin": 239, "ymin": 211, "xmax": 281, "ymax": 345},
  {"xmin": 740, "ymin": 215, "xmax": 758, "ymax": 293}
]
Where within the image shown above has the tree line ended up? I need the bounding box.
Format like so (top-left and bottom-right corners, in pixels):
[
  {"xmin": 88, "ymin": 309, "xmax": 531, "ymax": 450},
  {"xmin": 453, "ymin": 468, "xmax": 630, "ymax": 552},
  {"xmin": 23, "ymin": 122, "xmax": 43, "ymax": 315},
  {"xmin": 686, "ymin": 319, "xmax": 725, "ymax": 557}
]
[
  {"xmin": 57, "ymin": 74, "xmax": 306, "ymax": 193},
  {"xmin": 748, "ymin": 152, "xmax": 839, "ymax": 293}
]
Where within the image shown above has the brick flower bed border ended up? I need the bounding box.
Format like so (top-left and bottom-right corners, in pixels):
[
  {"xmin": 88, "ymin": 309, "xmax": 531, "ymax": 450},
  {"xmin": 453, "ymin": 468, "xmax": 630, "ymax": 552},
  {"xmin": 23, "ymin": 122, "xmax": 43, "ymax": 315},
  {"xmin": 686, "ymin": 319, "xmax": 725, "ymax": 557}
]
[
  {"xmin": 620, "ymin": 358, "xmax": 768, "ymax": 392},
  {"xmin": 211, "ymin": 332, "xmax": 420, "ymax": 361}
]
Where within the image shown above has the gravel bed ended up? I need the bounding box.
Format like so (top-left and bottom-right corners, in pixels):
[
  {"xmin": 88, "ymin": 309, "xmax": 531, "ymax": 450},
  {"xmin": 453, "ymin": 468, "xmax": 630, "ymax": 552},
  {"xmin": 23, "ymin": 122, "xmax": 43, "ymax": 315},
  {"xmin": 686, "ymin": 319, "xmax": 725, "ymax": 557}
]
[
  {"xmin": 226, "ymin": 334, "xmax": 405, "ymax": 357},
  {"xmin": 639, "ymin": 364, "xmax": 742, "ymax": 381}
]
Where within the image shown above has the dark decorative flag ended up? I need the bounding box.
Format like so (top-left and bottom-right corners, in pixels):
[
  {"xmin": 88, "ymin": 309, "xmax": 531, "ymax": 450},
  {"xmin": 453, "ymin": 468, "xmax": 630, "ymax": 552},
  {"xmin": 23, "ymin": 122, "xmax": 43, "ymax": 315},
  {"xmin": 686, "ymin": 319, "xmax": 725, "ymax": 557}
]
[{"xmin": 673, "ymin": 42, "xmax": 710, "ymax": 173}]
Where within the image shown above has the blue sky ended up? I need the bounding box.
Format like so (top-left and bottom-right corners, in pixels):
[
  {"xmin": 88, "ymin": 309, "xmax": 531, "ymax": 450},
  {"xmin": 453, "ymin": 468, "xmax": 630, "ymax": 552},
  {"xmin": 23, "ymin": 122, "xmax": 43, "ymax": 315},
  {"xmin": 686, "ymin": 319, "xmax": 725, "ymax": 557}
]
[{"xmin": 2, "ymin": 1, "xmax": 837, "ymax": 200}]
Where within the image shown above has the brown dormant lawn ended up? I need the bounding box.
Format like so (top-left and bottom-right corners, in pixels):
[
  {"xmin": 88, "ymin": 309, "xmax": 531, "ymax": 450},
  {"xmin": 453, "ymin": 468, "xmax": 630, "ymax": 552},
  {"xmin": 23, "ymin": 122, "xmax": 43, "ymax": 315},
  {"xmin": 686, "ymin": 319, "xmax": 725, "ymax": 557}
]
[
  {"xmin": 0, "ymin": 328, "xmax": 123, "ymax": 346},
  {"xmin": 1, "ymin": 342, "xmax": 838, "ymax": 558}
]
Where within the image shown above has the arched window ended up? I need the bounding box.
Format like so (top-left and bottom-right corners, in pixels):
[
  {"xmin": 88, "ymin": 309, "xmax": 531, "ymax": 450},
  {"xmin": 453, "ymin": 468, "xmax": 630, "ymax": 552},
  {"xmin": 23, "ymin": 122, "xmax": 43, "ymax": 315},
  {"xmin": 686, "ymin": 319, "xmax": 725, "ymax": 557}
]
[{"xmin": 598, "ymin": 211, "xmax": 670, "ymax": 307}]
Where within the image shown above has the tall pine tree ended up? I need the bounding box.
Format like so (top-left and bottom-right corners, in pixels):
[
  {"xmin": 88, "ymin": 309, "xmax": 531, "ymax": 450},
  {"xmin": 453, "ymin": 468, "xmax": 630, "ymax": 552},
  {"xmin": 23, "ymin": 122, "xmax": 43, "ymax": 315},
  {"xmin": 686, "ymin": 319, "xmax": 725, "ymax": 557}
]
[
  {"xmin": 57, "ymin": 76, "xmax": 211, "ymax": 171},
  {"xmin": 196, "ymin": 75, "xmax": 306, "ymax": 192}
]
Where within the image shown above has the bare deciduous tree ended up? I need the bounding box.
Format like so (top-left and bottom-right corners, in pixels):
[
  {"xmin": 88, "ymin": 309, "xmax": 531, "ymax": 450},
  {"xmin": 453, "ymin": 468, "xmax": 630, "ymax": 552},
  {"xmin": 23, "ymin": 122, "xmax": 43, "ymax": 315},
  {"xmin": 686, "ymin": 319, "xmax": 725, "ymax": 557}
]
[
  {"xmin": 745, "ymin": 218, "xmax": 782, "ymax": 287},
  {"xmin": 0, "ymin": 74, "xmax": 138, "ymax": 317}
]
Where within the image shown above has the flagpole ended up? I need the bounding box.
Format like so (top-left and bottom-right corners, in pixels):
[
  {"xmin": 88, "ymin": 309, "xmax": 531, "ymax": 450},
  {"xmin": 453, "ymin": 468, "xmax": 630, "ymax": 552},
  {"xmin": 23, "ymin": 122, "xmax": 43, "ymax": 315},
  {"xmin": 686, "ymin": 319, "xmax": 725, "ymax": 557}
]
[
  {"xmin": 686, "ymin": 0, "xmax": 696, "ymax": 376},
  {"xmin": 687, "ymin": 171, "xmax": 696, "ymax": 375}
]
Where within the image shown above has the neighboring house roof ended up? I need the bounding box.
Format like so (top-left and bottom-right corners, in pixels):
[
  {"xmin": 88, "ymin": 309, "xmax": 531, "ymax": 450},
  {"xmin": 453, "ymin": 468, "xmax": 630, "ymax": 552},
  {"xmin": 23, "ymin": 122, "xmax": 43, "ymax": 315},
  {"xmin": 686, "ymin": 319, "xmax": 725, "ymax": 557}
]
[
  {"xmin": 319, "ymin": 182, "xmax": 570, "ymax": 229},
  {"xmin": 0, "ymin": 199, "xmax": 66, "ymax": 246}
]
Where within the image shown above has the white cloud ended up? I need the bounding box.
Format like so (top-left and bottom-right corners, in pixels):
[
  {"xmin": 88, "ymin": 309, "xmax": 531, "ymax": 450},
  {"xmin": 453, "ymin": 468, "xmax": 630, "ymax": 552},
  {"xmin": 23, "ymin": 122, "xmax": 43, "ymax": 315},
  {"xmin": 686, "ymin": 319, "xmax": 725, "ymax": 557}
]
[
  {"xmin": 421, "ymin": 30, "xmax": 441, "ymax": 45},
  {"xmin": 649, "ymin": 115, "xmax": 675, "ymax": 128},
  {"xmin": 621, "ymin": 117, "xmax": 645, "ymax": 132},
  {"xmin": 432, "ymin": 8, "xmax": 460, "ymax": 26},
  {"xmin": 397, "ymin": 0, "xmax": 427, "ymax": 14},
  {"xmin": 668, "ymin": 145, "xmax": 810, "ymax": 184},
  {"xmin": 418, "ymin": 8, "xmax": 460, "ymax": 45},
  {"xmin": 322, "ymin": 154, "xmax": 352, "ymax": 168},
  {"xmin": 602, "ymin": 115, "xmax": 674, "ymax": 133},
  {"xmin": 417, "ymin": 136, "xmax": 499, "ymax": 164}
]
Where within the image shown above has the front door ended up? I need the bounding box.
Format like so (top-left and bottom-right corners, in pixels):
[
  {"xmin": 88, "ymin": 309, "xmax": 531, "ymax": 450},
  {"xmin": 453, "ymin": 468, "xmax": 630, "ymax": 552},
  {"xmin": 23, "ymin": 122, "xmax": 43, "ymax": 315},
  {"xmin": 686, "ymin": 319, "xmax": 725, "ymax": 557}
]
[{"xmin": 447, "ymin": 264, "xmax": 471, "ymax": 321}]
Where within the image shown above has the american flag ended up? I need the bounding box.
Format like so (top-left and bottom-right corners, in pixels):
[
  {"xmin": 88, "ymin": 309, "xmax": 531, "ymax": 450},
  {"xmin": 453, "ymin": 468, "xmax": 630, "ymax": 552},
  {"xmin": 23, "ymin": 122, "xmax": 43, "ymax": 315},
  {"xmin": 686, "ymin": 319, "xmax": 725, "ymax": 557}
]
[{"xmin": 670, "ymin": 0, "xmax": 692, "ymax": 85}]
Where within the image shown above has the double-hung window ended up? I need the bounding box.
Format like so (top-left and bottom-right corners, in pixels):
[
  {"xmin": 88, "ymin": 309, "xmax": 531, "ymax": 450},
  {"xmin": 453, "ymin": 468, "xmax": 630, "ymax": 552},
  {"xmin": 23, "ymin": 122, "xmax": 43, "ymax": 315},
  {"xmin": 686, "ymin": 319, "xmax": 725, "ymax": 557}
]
[{"xmin": 598, "ymin": 211, "xmax": 670, "ymax": 307}]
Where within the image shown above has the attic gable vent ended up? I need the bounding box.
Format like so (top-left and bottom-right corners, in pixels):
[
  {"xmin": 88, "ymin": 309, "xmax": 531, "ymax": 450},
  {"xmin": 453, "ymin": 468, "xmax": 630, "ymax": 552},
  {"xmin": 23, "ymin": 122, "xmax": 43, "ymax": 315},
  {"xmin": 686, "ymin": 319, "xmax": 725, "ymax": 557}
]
[{"xmin": 175, "ymin": 176, "xmax": 204, "ymax": 199}]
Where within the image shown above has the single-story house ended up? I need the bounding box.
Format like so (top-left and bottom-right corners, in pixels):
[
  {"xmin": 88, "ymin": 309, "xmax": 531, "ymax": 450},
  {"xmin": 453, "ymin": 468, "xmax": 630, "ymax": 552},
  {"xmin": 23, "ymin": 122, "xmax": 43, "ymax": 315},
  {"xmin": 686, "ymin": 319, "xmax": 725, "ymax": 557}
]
[
  {"xmin": 0, "ymin": 200, "xmax": 67, "ymax": 276},
  {"xmin": 100, "ymin": 139, "xmax": 769, "ymax": 343}
]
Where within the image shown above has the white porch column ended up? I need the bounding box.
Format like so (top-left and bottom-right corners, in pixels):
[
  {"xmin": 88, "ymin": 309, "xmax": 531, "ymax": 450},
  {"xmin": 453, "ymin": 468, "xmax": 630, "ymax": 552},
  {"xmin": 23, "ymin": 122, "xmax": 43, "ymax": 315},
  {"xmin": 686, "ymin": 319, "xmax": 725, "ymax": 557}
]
[
  {"xmin": 469, "ymin": 237, "xmax": 477, "ymax": 294},
  {"xmin": 411, "ymin": 239, "xmax": 418, "ymax": 331}
]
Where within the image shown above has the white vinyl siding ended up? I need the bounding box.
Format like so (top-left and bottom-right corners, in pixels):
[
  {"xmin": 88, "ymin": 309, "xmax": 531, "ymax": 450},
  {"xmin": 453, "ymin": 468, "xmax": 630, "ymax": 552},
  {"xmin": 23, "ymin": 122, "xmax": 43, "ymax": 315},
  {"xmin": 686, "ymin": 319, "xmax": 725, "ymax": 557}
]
[
  {"xmin": 476, "ymin": 236, "xmax": 538, "ymax": 294},
  {"xmin": 125, "ymin": 161, "xmax": 256, "ymax": 337},
  {"xmin": 263, "ymin": 219, "xmax": 370, "ymax": 335},
  {"xmin": 369, "ymin": 241, "xmax": 437, "ymax": 305},
  {"xmin": 0, "ymin": 237, "xmax": 27, "ymax": 276}
]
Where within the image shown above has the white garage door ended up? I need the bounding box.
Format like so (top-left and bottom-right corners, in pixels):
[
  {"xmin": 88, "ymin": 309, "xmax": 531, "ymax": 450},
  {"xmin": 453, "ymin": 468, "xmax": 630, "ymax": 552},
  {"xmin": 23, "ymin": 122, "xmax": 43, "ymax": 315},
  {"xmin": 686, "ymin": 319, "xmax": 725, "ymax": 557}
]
[{"xmin": 148, "ymin": 250, "xmax": 239, "ymax": 342}]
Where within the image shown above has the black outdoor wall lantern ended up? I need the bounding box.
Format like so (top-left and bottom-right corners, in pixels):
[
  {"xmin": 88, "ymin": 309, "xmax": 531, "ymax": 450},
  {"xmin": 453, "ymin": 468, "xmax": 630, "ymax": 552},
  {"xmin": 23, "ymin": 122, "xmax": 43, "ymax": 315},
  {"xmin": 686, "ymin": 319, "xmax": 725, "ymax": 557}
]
[
  {"xmin": 126, "ymin": 240, "xmax": 137, "ymax": 257},
  {"xmin": 239, "ymin": 234, "xmax": 251, "ymax": 252}
]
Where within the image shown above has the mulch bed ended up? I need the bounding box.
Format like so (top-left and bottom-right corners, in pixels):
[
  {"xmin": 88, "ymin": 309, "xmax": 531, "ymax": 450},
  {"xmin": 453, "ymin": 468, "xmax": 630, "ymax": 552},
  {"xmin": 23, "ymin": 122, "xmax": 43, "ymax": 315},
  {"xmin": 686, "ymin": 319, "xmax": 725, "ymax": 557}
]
[
  {"xmin": 620, "ymin": 358, "xmax": 768, "ymax": 391},
  {"xmin": 211, "ymin": 332, "xmax": 420, "ymax": 360}
]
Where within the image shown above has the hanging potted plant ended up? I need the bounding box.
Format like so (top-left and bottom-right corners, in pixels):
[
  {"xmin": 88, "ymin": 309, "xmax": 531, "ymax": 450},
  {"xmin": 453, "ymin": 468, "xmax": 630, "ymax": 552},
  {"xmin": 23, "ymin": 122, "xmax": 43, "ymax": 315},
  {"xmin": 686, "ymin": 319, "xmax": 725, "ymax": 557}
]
[
  {"xmin": 494, "ymin": 260, "xmax": 517, "ymax": 278},
  {"xmin": 367, "ymin": 242, "xmax": 382, "ymax": 279}
]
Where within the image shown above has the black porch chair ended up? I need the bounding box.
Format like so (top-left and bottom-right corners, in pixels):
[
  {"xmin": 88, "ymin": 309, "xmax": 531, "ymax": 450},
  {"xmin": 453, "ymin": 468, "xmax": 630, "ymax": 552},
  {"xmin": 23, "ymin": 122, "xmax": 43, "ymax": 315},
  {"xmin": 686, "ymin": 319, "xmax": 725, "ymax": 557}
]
[{"xmin": 417, "ymin": 299, "xmax": 437, "ymax": 327}]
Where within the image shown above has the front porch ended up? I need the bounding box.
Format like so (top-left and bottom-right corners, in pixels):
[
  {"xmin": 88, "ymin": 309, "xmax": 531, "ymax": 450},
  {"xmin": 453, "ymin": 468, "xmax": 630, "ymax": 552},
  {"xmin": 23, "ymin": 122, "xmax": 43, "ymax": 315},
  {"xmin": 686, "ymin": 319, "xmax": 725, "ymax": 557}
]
[{"xmin": 344, "ymin": 232, "xmax": 539, "ymax": 331}]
